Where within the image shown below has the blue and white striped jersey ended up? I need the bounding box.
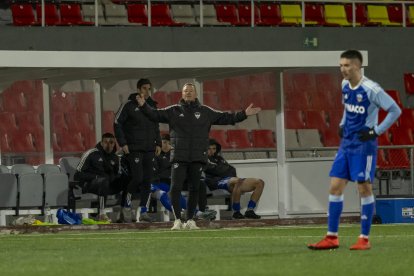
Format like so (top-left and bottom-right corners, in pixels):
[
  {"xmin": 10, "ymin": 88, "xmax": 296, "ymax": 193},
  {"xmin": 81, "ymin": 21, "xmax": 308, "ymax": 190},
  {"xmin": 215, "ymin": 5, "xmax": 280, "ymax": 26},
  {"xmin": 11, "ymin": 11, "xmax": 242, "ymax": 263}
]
[{"xmin": 340, "ymin": 76, "xmax": 397, "ymax": 153}]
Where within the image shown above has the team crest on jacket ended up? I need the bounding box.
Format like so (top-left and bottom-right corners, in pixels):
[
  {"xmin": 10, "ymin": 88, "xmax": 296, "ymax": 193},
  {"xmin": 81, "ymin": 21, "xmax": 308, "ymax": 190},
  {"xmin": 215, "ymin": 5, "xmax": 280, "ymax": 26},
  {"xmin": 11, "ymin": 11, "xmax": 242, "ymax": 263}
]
[
  {"xmin": 98, "ymin": 158, "xmax": 103, "ymax": 162},
  {"xmin": 135, "ymin": 107, "xmax": 139, "ymax": 111},
  {"xmin": 111, "ymin": 160, "xmax": 115, "ymax": 165},
  {"xmin": 135, "ymin": 158, "xmax": 140, "ymax": 163},
  {"xmin": 357, "ymin": 94, "xmax": 363, "ymax": 102},
  {"xmin": 194, "ymin": 112, "xmax": 201, "ymax": 119},
  {"xmin": 173, "ymin": 163, "xmax": 179, "ymax": 169}
]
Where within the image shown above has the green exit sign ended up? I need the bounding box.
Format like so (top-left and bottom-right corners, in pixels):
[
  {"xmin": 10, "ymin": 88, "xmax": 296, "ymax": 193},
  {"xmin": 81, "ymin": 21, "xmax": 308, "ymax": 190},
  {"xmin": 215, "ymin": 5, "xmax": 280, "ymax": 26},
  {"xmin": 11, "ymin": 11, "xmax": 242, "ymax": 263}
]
[{"xmin": 304, "ymin": 37, "xmax": 318, "ymax": 48}]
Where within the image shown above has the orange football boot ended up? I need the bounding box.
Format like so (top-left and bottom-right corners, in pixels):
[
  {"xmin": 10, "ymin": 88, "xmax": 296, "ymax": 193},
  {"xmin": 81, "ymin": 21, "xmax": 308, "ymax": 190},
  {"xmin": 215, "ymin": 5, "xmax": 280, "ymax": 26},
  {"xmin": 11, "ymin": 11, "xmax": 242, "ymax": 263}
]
[{"xmin": 308, "ymin": 235, "xmax": 339, "ymax": 250}]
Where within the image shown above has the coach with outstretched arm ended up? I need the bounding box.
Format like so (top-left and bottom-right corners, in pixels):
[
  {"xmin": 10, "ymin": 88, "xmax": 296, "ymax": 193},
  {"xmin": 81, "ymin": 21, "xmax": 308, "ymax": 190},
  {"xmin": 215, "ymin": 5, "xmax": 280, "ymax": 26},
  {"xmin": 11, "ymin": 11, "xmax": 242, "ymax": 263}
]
[{"xmin": 136, "ymin": 83, "xmax": 261, "ymax": 230}]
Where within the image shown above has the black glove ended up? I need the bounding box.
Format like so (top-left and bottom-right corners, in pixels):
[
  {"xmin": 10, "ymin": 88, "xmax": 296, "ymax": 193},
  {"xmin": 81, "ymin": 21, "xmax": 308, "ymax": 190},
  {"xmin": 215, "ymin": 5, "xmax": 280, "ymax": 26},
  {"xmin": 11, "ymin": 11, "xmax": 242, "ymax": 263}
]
[
  {"xmin": 358, "ymin": 128, "xmax": 378, "ymax": 142},
  {"xmin": 338, "ymin": 126, "xmax": 343, "ymax": 138}
]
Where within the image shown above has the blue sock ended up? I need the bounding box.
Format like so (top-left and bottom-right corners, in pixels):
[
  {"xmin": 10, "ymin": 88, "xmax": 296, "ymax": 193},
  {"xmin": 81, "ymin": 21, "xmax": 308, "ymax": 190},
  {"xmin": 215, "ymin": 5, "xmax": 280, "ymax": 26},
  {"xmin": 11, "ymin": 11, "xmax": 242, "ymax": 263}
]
[
  {"xmin": 179, "ymin": 195, "xmax": 187, "ymax": 210},
  {"xmin": 232, "ymin": 202, "xmax": 241, "ymax": 212},
  {"xmin": 140, "ymin": 206, "xmax": 147, "ymax": 214},
  {"xmin": 361, "ymin": 195, "xmax": 375, "ymax": 237},
  {"xmin": 327, "ymin": 194, "xmax": 344, "ymax": 234},
  {"xmin": 159, "ymin": 192, "xmax": 172, "ymax": 212},
  {"xmin": 247, "ymin": 200, "xmax": 256, "ymax": 210}
]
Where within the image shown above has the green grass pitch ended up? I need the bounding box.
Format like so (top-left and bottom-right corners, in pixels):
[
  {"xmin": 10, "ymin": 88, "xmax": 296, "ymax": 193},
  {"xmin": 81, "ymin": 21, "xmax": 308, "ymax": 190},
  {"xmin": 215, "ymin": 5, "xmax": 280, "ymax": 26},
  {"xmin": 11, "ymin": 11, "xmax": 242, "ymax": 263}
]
[{"xmin": 1, "ymin": 224, "xmax": 413, "ymax": 276}]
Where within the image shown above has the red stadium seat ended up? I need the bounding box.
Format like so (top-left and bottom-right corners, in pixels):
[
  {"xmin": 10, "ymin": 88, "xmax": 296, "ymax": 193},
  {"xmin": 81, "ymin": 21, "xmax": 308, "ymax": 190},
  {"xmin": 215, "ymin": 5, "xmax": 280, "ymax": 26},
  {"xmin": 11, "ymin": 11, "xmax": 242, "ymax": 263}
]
[
  {"xmin": 60, "ymin": 3, "xmax": 94, "ymax": 26},
  {"xmin": 52, "ymin": 112, "xmax": 68, "ymax": 134},
  {"xmin": 320, "ymin": 128, "xmax": 340, "ymax": 147},
  {"xmin": 305, "ymin": 110, "xmax": 328, "ymax": 129},
  {"xmin": 2, "ymin": 90, "xmax": 26, "ymax": 112},
  {"xmin": 378, "ymin": 130, "xmax": 391, "ymax": 146},
  {"xmin": 51, "ymin": 91, "xmax": 76, "ymax": 113},
  {"xmin": 399, "ymin": 109, "xmax": 414, "ymax": 129},
  {"xmin": 404, "ymin": 73, "xmax": 414, "ymax": 95},
  {"xmin": 209, "ymin": 129, "xmax": 230, "ymax": 149},
  {"xmin": 285, "ymin": 110, "xmax": 306, "ymax": 129},
  {"xmin": 203, "ymin": 92, "xmax": 220, "ymax": 109},
  {"xmin": 219, "ymin": 89, "xmax": 244, "ymax": 111},
  {"xmin": 12, "ymin": 131, "xmax": 36, "ymax": 152},
  {"xmin": 0, "ymin": 133, "xmax": 13, "ymax": 153},
  {"xmin": 55, "ymin": 131, "xmax": 86, "ymax": 153},
  {"xmin": 152, "ymin": 91, "xmax": 170, "ymax": 108},
  {"xmin": 0, "ymin": 112, "xmax": 18, "ymax": 133},
  {"xmin": 387, "ymin": 4, "xmax": 414, "ymax": 26},
  {"xmin": 127, "ymin": 3, "xmax": 148, "ymax": 24},
  {"xmin": 15, "ymin": 112, "xmax": 43, "ymax": 132},
  {"xmin": 327, "ymin": 110, "xmax": 343, "ymax": 129},
  {"xmin": 314, "ymin": 73, "xmax": 342, "ymax": 110},
  {"xmin": 227, "ymin": 129, "xmax": 251, "ymax": 149},
  {"xmin": 36, "ymin": 3, "xmax": 61, "ymax": 26},
  {"xmin": 23, "ymin": 82, "xmax": 43, "ymax": 113},
  {"xmin": 102, "ymin": 111, "xmax": 115, "ymax": 134},
  {"xmin": 237, "ymin": 3, "xmax": 261, "ymax": 26},
  {"xmin": 385, "ymin": 89, "xmax": 402, "ymax": 108},
  {"xmin": 75, "ymin": 92, "xmax": 94, "ymax": 113},
  {"xmin": 305, "ymin": 3, "xmax": 340, "ymax": 26},
  {"xmin": 345, "ymin": 3, "xmax": 380, "ymax": 26},
  {"xmin": 376, "ymin": 149, "xmax": 391, "ymax": 170},
  {"xmin": 11, "ymin": 3, "xmax": 40, "ymax": 26},
  {"xmin": 215, "ymin": 4, "xmax": 239, "ymax": 25},
  {"xmin": 203, "ymin": 79, "xmax": 225, "ymax": 94},
  {"xmin": 31, "ymin": 129, "xmax": 45, "ymax": 152},
  {"xmin": 391, "ymin": 128, "xmax": 413, "ymax": 146},
  {"xmin": 66, "ymin": 112, "xmax": 94, "ymax": 133},
  {"xmin": 151, "ymin": 4, "xmax": 186, "ymax": 26},
  {"xmin": 251, "ymin": 129, "xmax": 276, "ymax": 148},
  {"xmin": 169, "ymin": 91, "xmax": 182, "ymax": 105},
  {"xmin": 258, "ymin": 3, "xmax": 282, "ymax": 26},
  {"xmin": 388, "ymin": 149, "xmax": 410, "ymax": 170}
]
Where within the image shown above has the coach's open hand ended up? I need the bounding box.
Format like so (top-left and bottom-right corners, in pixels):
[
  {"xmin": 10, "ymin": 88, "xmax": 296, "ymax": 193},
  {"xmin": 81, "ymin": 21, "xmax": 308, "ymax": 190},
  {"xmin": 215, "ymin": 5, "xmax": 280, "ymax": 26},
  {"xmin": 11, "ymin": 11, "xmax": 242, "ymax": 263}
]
[
  {"xmin": 245, "ymin": 103, "xmax": 261, "ymax": 116},
  {"xmin": 136, "ymin": 93, "xmax": 145, "ymax": 106}
]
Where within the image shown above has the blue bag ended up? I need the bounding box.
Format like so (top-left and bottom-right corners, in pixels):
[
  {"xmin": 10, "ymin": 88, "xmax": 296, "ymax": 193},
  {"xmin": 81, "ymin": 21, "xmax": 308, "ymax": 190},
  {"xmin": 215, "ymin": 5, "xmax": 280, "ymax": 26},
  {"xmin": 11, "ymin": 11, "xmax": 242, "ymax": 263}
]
[{"xmin": 56, "ymin": 209, "xmax": 82, "ymax": 225}]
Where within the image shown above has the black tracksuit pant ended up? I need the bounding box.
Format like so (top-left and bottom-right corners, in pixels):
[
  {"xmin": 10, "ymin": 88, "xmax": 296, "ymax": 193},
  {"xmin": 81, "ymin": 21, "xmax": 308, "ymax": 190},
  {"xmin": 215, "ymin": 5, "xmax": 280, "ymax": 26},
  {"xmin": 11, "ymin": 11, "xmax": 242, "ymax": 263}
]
[
  {"xmin": 125, "ymin": 151, "xmax": 154, "ymax": 209},
  {"xmin": 171, "ymin": 161, "xmax": 203, "ymax": 220}
]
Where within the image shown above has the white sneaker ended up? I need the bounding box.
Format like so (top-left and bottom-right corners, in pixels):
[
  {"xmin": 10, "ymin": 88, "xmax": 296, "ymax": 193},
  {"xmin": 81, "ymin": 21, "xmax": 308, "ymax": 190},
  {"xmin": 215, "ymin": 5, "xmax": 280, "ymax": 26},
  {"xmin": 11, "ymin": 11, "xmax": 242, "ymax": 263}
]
[
  {"xmin": 171, "ymin": 219, "xmax": 183, "ymax": 230},
  {"xmin": 184, "ymin": 219, "xmax": 200, "ymax": 230}
]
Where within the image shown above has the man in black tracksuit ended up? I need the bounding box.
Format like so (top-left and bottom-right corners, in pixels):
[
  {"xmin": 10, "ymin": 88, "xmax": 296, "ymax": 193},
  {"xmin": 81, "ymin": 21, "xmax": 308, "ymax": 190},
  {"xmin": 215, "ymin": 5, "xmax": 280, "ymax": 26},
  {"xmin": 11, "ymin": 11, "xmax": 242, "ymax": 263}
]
[
  {"xmin": 114, "ymin": 78, "xmax": 161, "ymax": 222},
  {"xmin": 137, "ymin": 83, "xmax": 261, "ymax": 230},
  {"xmin": 74, "ymin": 133, "xmax": 129, "ymax": 221},
  {"xmin": 205, "ymin": 139, "xmax": 263, "ymax": 220}
]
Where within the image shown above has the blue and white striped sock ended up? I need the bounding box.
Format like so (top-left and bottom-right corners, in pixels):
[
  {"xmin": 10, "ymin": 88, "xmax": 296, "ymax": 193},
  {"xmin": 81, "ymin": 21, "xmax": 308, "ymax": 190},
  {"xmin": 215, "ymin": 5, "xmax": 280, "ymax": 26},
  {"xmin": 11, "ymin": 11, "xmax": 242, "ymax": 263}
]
[
  {"xmin": 327, "ymin": 194, "xmax": 344, "ymax": 236},
  {"xmin": 360, "ymin": 195, "xmax": 375, "ymax": 238}
]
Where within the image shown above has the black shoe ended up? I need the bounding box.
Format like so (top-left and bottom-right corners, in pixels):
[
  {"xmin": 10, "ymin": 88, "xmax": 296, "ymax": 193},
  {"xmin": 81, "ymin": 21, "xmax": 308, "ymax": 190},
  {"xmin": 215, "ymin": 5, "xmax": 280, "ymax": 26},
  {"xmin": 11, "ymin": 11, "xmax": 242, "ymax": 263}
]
[
  {"xmin": 232, "ymin": 211, "xmax": 245, "ymax": 220},
  {"xmin": 244, "ymin": 210, "xmax": 261, "ymax": 219}
]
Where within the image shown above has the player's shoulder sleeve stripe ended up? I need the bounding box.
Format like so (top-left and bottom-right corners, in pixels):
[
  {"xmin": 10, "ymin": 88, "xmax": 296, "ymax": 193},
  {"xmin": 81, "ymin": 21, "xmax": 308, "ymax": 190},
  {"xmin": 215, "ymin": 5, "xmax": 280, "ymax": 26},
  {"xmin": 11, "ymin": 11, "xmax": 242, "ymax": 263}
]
[
  {"xmin": 114, "ymin": 100, "xmax": 132, "ymax": 123},
  {"xmin": 76, "ymin": 148, "xmax": 99, "ymax": 171},
  {"xmin": 361, "ymin": 77, "xmax": 382, "ymax": 95},
  {"xmin": 204, "ymin": 105, "xmax": 223, "ymax": 113}
]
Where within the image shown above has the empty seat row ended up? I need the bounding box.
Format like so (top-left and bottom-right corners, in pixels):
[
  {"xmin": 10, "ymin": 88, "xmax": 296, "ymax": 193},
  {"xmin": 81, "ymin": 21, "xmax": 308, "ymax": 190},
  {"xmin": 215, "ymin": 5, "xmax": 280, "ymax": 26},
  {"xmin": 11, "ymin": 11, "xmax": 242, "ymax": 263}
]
[
  {"xmin": 11, "ymin": 2, "xmax": 94, "ymax": 26},
  {"xmin": 9, "ymin": 2, "xmax": 414, "ymax": 27},
  {"xmin": 0, "ymin": 163, "xmax": 68, "ymax": 225}
]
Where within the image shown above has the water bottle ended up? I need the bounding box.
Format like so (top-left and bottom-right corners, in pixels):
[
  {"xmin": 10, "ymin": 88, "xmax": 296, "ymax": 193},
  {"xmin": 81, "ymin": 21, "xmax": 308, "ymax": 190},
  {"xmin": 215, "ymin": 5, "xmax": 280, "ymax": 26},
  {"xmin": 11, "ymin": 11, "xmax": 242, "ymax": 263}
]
[{"xmin": 44, "ymin": 204, "xmax": 52, "ymax": 223}]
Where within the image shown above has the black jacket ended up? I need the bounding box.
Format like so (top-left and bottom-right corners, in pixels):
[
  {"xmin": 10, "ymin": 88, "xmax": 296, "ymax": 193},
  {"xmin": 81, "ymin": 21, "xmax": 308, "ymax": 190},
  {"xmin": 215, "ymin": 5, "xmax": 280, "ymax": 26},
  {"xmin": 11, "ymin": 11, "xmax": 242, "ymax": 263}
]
[
  {"xmin": 140, "ymin": 98, "xmax": 247, "ymax": 164},
  {"xmin": 205, "ymin": 139, "xmax": 237, "ymax": 178},
  {"xmin": 203, "ymin": 139, "xmax": 237, "ymax": 190},
  {"xmin": 153, "ymin": 150, "xmax": 172, "ymax": 184},
  {"xmin": 114, "ymin": 93, "xmax": 161, "ymax": 152},
  {"xmin": 74, "ymin": 142, "xmax": 119, "ymax": 184}
]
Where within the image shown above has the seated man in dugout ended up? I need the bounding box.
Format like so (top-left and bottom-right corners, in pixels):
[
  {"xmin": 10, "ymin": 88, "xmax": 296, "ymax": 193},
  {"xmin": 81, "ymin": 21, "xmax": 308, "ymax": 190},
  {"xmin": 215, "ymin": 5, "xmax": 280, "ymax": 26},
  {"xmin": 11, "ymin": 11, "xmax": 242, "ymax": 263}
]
[
  {"xmin": 74, "ymin": 133, "xmax": 131, "ymax": 222},
  {"xmin": 204, "ymin": 139, "xmax": 264, "ymax": 219}
]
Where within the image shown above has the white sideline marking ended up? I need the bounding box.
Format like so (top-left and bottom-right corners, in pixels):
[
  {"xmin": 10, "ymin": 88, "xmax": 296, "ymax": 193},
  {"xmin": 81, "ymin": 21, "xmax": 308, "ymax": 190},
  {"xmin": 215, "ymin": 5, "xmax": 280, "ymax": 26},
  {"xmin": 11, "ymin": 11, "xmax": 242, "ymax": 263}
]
[{"xmin": 1, "ymin": 224, "xmax": 413, "ymax": 239}]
